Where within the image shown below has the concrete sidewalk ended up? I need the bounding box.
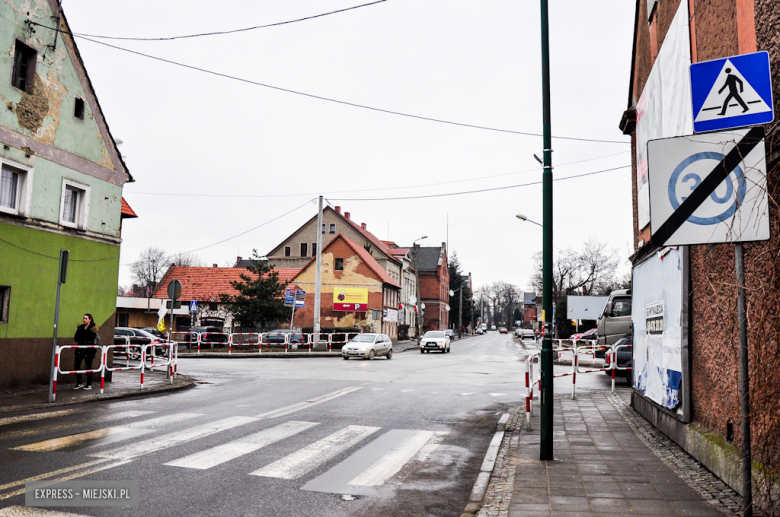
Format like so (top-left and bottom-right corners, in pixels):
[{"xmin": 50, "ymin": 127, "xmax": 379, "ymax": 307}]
[
  {"xmin": 0, "ymin": 369, "xmax": 194, "ymax": 414},
  {"xmin": 468, "ymin": 390, "xmax": 747, "ymax": 517}
]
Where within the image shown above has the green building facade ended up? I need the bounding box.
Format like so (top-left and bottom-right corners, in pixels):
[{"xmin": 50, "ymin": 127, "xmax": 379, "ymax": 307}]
[{"xmin": 0, "ymin": 1, "xmax": 132, "ymax": 388}]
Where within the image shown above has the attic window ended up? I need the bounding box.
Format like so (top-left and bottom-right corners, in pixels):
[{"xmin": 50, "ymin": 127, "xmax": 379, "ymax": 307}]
[
  {"xmin": 74, "ymin": 98, "xmax": 85, "ymax": 120},
  {"xmin": 335, "ymin": 258, "xmax": 344, "ymax": 271},
  {"xmin": 284, "ymin": 246, "xmax": 291, "ymax": 257},
  {"xmin": 329, "ymin": 224, "xmax": 335, "ymax": 233},
  {"xmin": 12, "ymin": 40, "xmax": 37, "ymax": 93}
]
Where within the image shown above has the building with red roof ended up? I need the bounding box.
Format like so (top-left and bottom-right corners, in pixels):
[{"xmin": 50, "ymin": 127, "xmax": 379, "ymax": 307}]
[
  {"xmin": 292, "ymin": 234, "xmax": 401, "ymax": 340},
  {"xmin": 151, "ymin": 264, "xmax": 299, "ymax": 330}
]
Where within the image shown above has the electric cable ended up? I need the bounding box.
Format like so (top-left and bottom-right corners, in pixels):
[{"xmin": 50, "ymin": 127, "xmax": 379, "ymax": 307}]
[
  {"xmin": 328, "ymin": 165, "xmax": 630, "ymax": 201},
  {"xmin": 128, "ymin": 151, "xmax": 630, "ymax": 199},
  {"xmin": 71, "ymin": 1, "xmax": 389, "ymax": 41}
]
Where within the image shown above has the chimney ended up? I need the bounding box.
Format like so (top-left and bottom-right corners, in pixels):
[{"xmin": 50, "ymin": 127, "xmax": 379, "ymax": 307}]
[
  {"xmin": 237, "ymin": 256, "xmax": 242, "ymax": 263},
  {"xmin": 213, "ymin": 263, "xmax": 218, "ymax": 268},
  {"xmin": 345, "ymin": 212, "xmax": 351, "ymax": 220},
  {"xmin": 361, "ymin": 223, "xmax": 366, "ymax": 230},
  {"xmin": 335, "ymin": 206, "xmax": 341, "ymax": 214}
]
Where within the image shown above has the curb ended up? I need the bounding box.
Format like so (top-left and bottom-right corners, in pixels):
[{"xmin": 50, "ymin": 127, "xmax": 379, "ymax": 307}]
[
  {"xmin": 0, "ymin": 375, "xmax": 196, "ymax": 414},
  {"xmin": 461, "ymin": 412, "xmax": 510, "ymax": 516},
  {"xmin": 178, "ymin": 352, "xmax": 344, "ymax": 358}
]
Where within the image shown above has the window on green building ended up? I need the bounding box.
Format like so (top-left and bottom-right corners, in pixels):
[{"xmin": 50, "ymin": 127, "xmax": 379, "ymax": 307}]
[{"xmin": 0, "ymin": 287, "xmax": 9, "ymax": 323}]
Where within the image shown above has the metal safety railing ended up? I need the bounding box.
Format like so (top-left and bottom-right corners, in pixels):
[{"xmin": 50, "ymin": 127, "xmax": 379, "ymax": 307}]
[
  {"xmin": 523, "ymin": 342, "xmax": 633, "ymax": 430},
  {"xmin": 50, "ymin": 338, "xmax": 179, "ymax": 402},
  {"xmin": 171, "ymin": 332, "xmax": 363, "ymax": 355}
]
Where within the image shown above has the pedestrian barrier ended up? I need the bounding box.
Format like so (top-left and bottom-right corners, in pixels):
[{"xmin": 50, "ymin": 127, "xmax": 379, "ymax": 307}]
[
  {"xmin": 50, "ymin": 339, "xmax": 180, "ymax": 402},
  {"xmin": 171, "ymin": 331, "xmax": 368, "ymax": 355},
  {"xmin": 229, "ymin": 333, "xmax": 261, "ymax": 355},
  {"xmin": 524, "ymin": 351, "xmax": 541, "ymax": 431},
  {"xmin": 606, "ymin": 343, "xmax": 633, "ymax": 392}
]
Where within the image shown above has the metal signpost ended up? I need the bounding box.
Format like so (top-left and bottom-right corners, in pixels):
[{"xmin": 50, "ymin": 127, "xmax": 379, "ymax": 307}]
[
  {"xmin": 48, "ymin": 250, "xmax": 69, "ymax": 403},
  {"xmin": 167, "ymin": 280, "xmax": 182, "ymax": 379},
  {"xmin": 649, "ymin": 58, "xmax": 773, "ymax": 513}
]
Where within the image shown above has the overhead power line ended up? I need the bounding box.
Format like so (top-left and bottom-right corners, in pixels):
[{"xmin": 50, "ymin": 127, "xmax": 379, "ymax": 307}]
[
  {"xmin": 65, "ymin": 33, "xmax": 628, "ymax": 145},
  {"xmin": 128, "ymin": 151, "xmax": 630, "ymax": 199},
  {"xmin": 72, "ymin": 1, "xmax": 389, "ymax": 41},
  {"xmin": 328, "ymin": 165, "xmax": 630, "ymax": 201}
]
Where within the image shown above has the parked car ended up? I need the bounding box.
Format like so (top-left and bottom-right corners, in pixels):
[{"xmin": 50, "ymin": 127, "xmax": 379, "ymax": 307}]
[
  {"xmin": 604, "ymin": 334, "xmax": 633, "ymax": 381},
  {"xmin": 420, "ymin": 330, "xmax": 451, "ymax": 354},
  {"xmin": 139, "ymin": 327, "xmax": 168, "ymax": 341},
  {"xmin": 341, "ymin": 333, "xmax": 393, "ymax": 360},
  {"xmin": 187, "ymin": 326, "xmax": 229, "ymax": 349},
  {"xmin": 475, "ymin": 327, "xmax": 484, "ymax": 335},
  {"xmin": 263, "ymin": 330, "xmax": 305, "ymax": 348},
  {"xmin": 499, "ymin": 327, "xmax": 508, "ymax": 334},
  {"xmin": 490, "ymin": 325, "xmax": 497, "ymax": 331},
  {"xmin": 114, "ymin": 327, "xmax": 168, "ymax": 358},
  {"xmin": 571, "ymin": 328, "xmax": 598, "ymax": 343},
  {"xmin": 520, "ymin": 329, "xmax": 535, "ymax": 340},
  {"xmin": 445, "ymin": 329, "xmax": 456, "ymax": 340}
]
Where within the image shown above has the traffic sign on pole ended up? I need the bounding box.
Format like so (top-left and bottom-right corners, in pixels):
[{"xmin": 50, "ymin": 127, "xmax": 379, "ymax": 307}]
[
  {"xmin": 690, "ymin": 51, "xmax": 773, "ymax": 133},
  {"xmin": 648, "ymin": 127, "xmax": 769, "ymax": 247}
]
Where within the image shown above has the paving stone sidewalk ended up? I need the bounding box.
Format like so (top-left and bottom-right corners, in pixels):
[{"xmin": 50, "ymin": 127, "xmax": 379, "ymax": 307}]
[{"xmin": 470, "ymin": 389, "xmax": 750, "ymax": 517}]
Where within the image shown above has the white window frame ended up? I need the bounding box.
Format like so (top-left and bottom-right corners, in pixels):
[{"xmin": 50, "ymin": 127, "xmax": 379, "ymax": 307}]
[
  {"xmin": 59, "ymin": 178, "xmax": 90, "ymax": 230},
  {"xmin": 0, "ymin": 159, "xmax": 33, "ymax": 217}
]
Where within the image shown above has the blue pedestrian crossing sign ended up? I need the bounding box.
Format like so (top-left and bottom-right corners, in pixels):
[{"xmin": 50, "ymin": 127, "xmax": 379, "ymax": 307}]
[
  {"xmin": 189, "ymin": 300, "xmax": 198, "ymax": 313},
  {"xmin": 690, "ymin": 51, "xmax": 773, "ymax": 133}
]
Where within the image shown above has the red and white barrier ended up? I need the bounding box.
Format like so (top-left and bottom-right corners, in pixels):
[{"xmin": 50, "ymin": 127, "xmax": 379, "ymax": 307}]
[
  {"xmin": 52, "ymin": 344, "xmax": 105, "ymax": 400},
  {"xmin": 524, "ymin": 351, "xmax": 540, "ymax": 430}
]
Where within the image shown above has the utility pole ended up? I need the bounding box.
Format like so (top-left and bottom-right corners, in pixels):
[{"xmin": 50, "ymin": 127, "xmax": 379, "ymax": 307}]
[
  {"xmin": 314, "ymin": 196, "xmax": 323, "ymax": 335},
  {"xmin": 458, "ymin": 276, "xmax": 463, "ymax": 339},
  {"xmin": 414, "ymin": 246, "xmax": 422, "ymax": 343},
  {"xmin": 539, "ymin": 0, "xmax": 555, "ymax": 461}
]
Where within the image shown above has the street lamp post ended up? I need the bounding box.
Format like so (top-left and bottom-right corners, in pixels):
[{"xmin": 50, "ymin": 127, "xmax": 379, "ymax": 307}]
[{"xmin": 539, "ymin": 0, "xmax": 555, "ymax": 461}]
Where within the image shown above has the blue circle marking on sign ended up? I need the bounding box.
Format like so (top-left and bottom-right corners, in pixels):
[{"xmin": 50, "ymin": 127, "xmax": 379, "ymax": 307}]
[{"xmin": 667, "ymin": 152, "xmax": 746, "ymax": 225}]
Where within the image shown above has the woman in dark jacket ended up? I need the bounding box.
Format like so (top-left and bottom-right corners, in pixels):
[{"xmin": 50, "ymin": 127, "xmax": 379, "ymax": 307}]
[{"xmin": 73, "ymin": 313, "xmax": 100, "ymax": 390}]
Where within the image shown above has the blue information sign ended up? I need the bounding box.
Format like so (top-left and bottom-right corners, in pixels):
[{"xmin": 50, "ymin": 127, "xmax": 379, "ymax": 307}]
[{"xmin": 690, "ymin": 51, "xmax": 773, "ymax": 133}]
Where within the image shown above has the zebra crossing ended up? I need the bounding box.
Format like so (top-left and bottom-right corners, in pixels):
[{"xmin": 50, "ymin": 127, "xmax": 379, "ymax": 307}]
[{"xmin": 1, "ymin": 401, "xmax": 451, "ymax": 499}]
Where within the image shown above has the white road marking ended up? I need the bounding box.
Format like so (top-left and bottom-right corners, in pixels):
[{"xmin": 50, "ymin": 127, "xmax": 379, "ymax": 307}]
[
  {"xmin": 0, "ymin": 459, "xmax": 109, "ymax": 492},
  {"xmin": 166, "ymin": 421, "xmax": 318, "ymax": 470},
  {"xmin": 488, "ymin": 393, "xmax": 506, "ymax": 397},
  {"xmin": 0, "ymin": 409, "xmax": 92, "ymax": 428},
  {"xmin": 400, "ymin": 389, "xmax": 413, "ymax": 393},
  {"xmin": 10, "ymin": 413, "xmax": 202, "ymax": 452},
  {"xmin": 0, "ymin": 411, "xmax": 155, "ymax": 441},
  {"xmin": 460, "ymin": 393, "xmax": 476, "ymax": 396},
  {"xmin": 251, "ymin": 425, "xmax": 380, "ymax": 480},
  {"xmin": 348, "ymin": 430, "xmax": 434, "ymax": 486},
  {"xmin": 124, "ymin": 413, "xmax": 202, "ymax": 428},
  {"xmin": 254, "ymin": 387, "xmax": 362, "ymax": 419},
  {"xmin": 90, "ymin": 416, "xmax": 257, "ymax": 460},
  {"xmin": 414, "ymin": 431, "xmax": 448, "ymax": 462}
]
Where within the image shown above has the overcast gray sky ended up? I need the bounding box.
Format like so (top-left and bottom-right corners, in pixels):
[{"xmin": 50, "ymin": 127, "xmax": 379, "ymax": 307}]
[{"xmin": 64, "ymin": 0, "xmax": 635, "ymax": 292}]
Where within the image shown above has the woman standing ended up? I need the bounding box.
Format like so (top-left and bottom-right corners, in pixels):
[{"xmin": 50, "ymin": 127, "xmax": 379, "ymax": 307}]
[{"xmin": 73, "ymin": 314, "xmax": 99, "ymax": 390}]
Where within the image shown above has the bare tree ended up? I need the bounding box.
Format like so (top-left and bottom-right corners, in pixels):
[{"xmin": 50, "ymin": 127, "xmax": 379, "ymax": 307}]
[
  {"xmin": 131, "ymin": 247, "xmax": 168, "ymax": 298},
  {"xmin": 172, "ymin": 252, "xmax": 206, "ymax": 267}
]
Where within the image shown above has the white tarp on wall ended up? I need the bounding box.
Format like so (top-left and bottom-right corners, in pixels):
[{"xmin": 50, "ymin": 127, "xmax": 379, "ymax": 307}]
[
  {"xmin": 632, "ymin": 248, "xmax": 684, "ymax": 409},
  {"xmin": 635, "ymin": 0, "xmax": 693, "ymax": 229},
  {"xmin": 566, "ymin": 296, "xmax": 609, "ymax": 320}
]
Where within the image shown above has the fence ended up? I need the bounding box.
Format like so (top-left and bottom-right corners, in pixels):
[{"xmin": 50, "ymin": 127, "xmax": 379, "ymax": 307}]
[
  {"xmin": 50, "ymin": 338, "xmax": 179, "ymax": 402},
  {"xmin": 170, "ymin": 332, "xmax": 362, "ymax": 355},
  {"xmin": 523, "ymin": 343, "xmax": 633, "ymax": 430}
]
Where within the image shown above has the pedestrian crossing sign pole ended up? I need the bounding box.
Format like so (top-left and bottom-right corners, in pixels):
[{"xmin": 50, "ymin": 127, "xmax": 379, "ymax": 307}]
[{"xmin": 690, "ymin": 51, "xmax": 773, "ymax": 133}]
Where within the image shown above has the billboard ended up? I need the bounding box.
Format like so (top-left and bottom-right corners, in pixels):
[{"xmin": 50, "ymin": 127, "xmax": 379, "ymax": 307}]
[
  {"xmin": 632, "ymin": 247, "xmax": 690, "ymax": 418},
  {"xmin": 333, "ymin": 288, "xmax": 368, "ymax": 312}
]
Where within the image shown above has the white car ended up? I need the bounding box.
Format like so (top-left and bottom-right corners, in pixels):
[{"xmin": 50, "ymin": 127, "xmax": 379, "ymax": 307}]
[
  {"xmin": 342, "ymin": 333, "xmax": 393, "ymax": 360},
  {"xmin": 420, "ymin": 331, "xmax": 451, "ymax": 354}
]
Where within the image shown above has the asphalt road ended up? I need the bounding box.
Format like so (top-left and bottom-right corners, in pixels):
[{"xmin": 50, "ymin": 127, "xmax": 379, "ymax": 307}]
[{"xmin": 0, "ymin": 332, "xmax": 630, "ymax": 517}]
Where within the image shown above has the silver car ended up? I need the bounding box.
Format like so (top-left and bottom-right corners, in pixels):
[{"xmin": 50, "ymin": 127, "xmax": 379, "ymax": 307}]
[
  {"xmin": 342, "ymin": 333, "xmax": 393, "ymax": 360},
  {"xmin": 420, "ymin": 330, "xmax": 451, "ymax": 354}
]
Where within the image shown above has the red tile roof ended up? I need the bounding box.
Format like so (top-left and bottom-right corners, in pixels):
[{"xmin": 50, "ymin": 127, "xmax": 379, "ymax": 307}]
[
  {"xmin": 296, "ymin": 234, "xmax": 400, "ymax": 288},
  {"xmin": 120, "ymin": 198, "xmax": 138, "ymax": 218},
  {"xmin": 337, "ymin": 213, "xmax": 399, "ymax": 264},
  {"xmin": 153, "ymin": 266, "xmax": 299, "ymax": 301}
]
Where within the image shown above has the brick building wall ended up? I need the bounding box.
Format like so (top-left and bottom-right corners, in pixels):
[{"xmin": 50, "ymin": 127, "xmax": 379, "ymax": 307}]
[
  {"xmin": 624, "ymin": 0, "xmax": 780, "ymax": 504},
  {"xmin": 419, "ymin": 259, "xmax": 449, "ymax": 331}
]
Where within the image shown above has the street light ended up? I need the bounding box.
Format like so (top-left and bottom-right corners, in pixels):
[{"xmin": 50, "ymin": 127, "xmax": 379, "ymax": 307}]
[
  {"xmin": 412, "ymin": 236, "xmax": 427, "ymax": 343},
  {"xmin": 516, "ymin": 214, "xmax": 543, "ymax": 228}
]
